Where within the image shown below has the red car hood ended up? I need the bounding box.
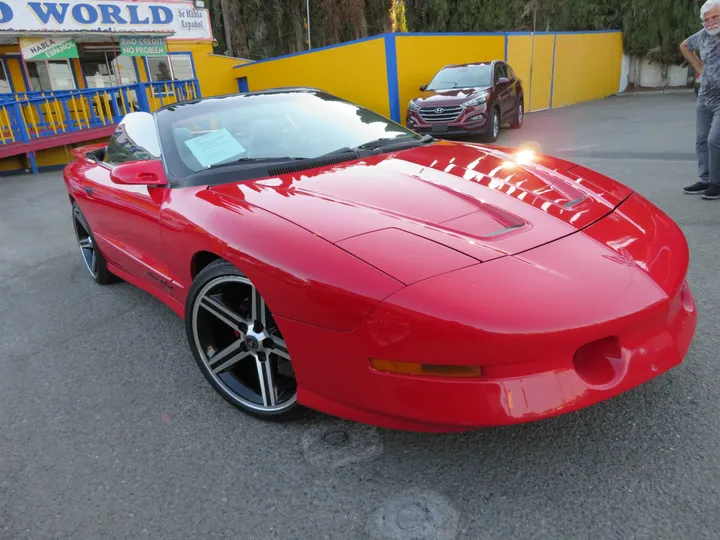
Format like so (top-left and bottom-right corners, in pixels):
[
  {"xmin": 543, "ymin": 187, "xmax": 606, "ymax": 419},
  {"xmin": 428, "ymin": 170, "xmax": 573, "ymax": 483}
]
[{"xmin": 208, "ymin": 141, "xmax": 633, "ymax": 264}]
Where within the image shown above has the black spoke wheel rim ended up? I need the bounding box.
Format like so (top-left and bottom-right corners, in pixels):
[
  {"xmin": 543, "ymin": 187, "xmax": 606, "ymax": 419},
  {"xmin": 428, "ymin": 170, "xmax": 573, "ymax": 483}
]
[
  {"xmin": 191, "ymin": 275, "xmax": 297, "ymax": 413},
  {"xmin": 74, "ymin": 215, "xmax": 97, "ymax": 278}
]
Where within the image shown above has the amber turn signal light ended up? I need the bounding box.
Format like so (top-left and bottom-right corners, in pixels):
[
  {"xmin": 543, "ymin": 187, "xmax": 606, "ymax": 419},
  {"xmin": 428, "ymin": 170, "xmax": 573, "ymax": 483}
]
[{"xmin": 370, "ymin": 359, "xmax": 482, "ymax": 378}]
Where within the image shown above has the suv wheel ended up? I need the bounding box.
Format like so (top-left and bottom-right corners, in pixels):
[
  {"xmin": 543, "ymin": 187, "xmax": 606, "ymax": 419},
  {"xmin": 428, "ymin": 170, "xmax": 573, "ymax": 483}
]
[
  {"xmin": 484, "ymin": 108, "xmax": 500, "ymax": 143},
  {"xmin": 510, "ymin": 99, "xmax": 524, "ymax": 129}
]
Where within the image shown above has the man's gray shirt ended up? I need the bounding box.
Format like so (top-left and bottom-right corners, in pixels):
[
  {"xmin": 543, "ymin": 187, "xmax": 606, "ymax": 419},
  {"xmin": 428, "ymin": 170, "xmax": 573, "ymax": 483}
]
[{"xmin": 688, "ymin": 29, "xmax": 720, "ymax": 108}]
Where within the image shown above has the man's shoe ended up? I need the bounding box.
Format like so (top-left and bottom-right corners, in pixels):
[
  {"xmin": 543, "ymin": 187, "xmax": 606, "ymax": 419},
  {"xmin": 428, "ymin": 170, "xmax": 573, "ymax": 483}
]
[
  {"xmin": 702, "ymin": 184, "xmax": 720, "ymax": 199},
  {"xmin": 684, "ymin": 181, "xmax": 710, "ymax": 194}
]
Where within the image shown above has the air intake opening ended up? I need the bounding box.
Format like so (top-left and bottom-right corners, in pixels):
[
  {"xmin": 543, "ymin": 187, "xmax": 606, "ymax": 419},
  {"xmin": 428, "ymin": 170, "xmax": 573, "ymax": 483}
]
[{"xmin": 572, "ymin": 336, "xmax": 624, "ymax": 386}]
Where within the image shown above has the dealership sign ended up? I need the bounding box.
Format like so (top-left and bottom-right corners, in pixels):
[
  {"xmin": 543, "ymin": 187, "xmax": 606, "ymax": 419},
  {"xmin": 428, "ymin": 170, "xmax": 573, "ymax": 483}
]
[
  {"xmin": 0, "ymin": 1, "xmax": 212, "ymax": 40},
  {"xmin": 19, "ymin": 36, "xmax": 78, "ymax": 60}
]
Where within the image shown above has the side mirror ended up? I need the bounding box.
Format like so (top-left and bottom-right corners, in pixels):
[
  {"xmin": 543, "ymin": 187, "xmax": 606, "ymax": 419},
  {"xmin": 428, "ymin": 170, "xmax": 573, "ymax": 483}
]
[
  {"xmin": 110, "ymin": 159, "xmax": 167, "ymax": 187},
  {"xmin": 497, "ymin": 77, "xmax": 510, "ymax": 85},
  {"xmin": 419, "ymin": 84, "xmax": 427, "ymax": 91}
]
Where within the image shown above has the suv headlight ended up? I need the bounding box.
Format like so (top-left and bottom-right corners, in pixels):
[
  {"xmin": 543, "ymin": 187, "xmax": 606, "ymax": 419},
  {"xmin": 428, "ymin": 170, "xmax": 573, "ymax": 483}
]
[
  {"xmin": 461, "ymin": 93, "xmax": 489, "ymax": 108},
  {"xmin": 408, "ymin": 101, "xmax": 421, "ymax": 111}
]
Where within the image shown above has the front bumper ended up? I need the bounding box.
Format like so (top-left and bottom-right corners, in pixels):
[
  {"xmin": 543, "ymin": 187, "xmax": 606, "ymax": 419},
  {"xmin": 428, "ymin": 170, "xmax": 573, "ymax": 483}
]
[
  {"xmin": 285, "ymin": 193, "xmax": 697, "ymax": 432},
  {"xmin": 406, "ymin": 106, "xmax": 489, "ymax": 136}
]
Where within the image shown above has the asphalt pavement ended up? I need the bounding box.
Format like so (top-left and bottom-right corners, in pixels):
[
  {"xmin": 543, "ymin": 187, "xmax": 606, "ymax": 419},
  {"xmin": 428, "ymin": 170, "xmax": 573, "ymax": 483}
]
[{"xmin": 2, "ymin": 92, "xmax": 719, "ymax": 540}]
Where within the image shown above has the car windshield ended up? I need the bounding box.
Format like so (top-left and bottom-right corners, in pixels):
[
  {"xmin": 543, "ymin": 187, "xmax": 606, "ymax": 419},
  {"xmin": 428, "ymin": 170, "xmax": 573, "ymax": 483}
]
[
  {"xmin": 427, "ymin": 65, "xmax": 493, "ymax": 90},
  {"xmin": 154, "ymin": 90, "xmax": 423, "ymax": 180}
]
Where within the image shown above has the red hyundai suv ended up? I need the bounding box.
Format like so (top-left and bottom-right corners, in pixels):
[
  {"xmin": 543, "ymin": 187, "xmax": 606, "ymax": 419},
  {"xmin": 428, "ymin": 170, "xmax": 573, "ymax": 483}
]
[{"xmin": 406, "ymin": 60, "xmax": 524, "ymax": 142}]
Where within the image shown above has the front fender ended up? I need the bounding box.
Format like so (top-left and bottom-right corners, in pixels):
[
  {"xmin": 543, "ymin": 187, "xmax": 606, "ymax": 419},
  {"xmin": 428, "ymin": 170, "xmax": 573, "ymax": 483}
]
[{"xmin": 163, "ymin": 187, "xmax": 406, "ymax": 331}]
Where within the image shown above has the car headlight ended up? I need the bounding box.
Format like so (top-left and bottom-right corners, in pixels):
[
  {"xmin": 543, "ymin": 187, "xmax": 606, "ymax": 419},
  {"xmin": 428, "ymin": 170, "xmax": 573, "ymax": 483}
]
[
  {"xmin": 461, "ymin": 93, "xmax": 489, "ymax": 108},
  {"xmin": 408, "ymin": 101, "xmax": 421, "ymax": 112}
]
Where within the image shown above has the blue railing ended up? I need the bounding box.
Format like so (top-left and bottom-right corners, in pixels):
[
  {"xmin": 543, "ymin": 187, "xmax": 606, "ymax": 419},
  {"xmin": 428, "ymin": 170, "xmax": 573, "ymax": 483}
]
[{"xmin": 0, "ymin": 79, "xmax": 201, "ymax": 146}]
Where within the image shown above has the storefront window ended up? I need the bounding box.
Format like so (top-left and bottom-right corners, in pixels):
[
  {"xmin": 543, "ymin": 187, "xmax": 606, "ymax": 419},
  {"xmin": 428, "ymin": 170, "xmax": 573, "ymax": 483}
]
[
  {"xmin": 147, "ymin": 54, "xmax": 194, "ymax": 82},
  {"xmin": 0, "ymin": 61, "xmax": 11, "ymax": 94},
  {"xmin": 80, "ymin": 49, "xmax": 138, "ymax": 88},
  {"xmin": 82, "ymin": 51, "xmax": 115, "ymax": 89},
  {"xmin": 26, "ymin": 60, "xmax": 76, "ymax": 92},
  {"xmin": 113, "ymin": 55, "xmax": 137, "ymax": 86},
  {"xmin": 169, "ymin": 55, "xmax": 194, "ymax": 80}
]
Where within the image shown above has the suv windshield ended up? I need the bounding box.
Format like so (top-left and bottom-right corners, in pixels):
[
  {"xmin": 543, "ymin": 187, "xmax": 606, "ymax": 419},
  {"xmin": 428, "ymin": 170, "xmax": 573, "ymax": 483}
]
[
  {"xmin": 154, "ymin": 90, "xmax": 423, "ymax": 180},
  {"xmin": 427, "ymin": 65, "xmax": 493, "ymax": 91}
]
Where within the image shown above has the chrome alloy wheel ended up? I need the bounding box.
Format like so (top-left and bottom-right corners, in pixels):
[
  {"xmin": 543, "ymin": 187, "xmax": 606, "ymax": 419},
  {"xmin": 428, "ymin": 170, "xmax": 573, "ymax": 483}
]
[
  {"xmin": 74, "ymin": 215, "xmax": 98, "ymax": 278},
  {"xmin": 518, "ymin": 102, "xmax": 524, "ymax": 124},
  {"xmin": 492, "ymin": 111, "xmax": 500, "ymax": 139},
  {"xmin": 191, "ymin": 275, "xmax": 296, "ymax": 413}
]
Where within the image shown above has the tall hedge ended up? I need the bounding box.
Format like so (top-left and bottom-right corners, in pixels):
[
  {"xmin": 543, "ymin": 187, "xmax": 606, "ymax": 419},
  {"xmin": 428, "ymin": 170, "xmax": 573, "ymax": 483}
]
[
  {"xmin": 207, "ymin": 0, "xmax": 392, "ymax": 60},
  {"xmin": 404, "ymin": 0, "xmax": 704, "ymax": 62},
  {"xmin": 209, "ymin": 0, "xmax": 705, "ymax": 64}
]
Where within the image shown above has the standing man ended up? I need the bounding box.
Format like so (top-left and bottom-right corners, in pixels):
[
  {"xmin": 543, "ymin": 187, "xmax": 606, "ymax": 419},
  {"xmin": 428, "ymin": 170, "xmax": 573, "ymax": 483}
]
[{"xmin": 683, "ymin": 0, "xmax": 720, "ymax": 199}]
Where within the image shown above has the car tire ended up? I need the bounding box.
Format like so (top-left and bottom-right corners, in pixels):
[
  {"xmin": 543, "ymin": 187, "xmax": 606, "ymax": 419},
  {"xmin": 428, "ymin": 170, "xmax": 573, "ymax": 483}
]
[
  {"xmin": 185, "ymin": 259, "xmax": 304, "ymax": 422},
  {"xmin": 510, "ymin": 99, "xmax": 524, "ymax": 129},
  {"xmin": 483, "ymin": 107, "xmax": 501, "ymax": 143},
  {"xmin": 71, "ymin": 202, "xmax": 117, "ymax": 285}
]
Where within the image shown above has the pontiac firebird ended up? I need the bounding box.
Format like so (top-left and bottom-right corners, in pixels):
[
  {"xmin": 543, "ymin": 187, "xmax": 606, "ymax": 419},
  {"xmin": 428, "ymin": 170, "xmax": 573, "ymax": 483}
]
[{"xmin": 62, "ymin": 88, "xmax": 697, "ymax": 432}]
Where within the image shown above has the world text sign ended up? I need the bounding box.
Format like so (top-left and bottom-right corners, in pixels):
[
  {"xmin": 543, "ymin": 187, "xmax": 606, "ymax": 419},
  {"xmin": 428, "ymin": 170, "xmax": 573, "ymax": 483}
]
[{"xmin": 0, "ymin": 1, "xmax": 212, "ymax": 40}]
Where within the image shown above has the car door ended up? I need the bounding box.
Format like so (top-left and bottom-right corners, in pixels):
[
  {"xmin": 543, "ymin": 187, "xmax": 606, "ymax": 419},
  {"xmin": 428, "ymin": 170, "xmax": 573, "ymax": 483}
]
[
  {"xmin": 494, "ymin": 63, "xmax": 515, "ymax": 119},
  {"xmin": 506, "ymin": 65, "xmax": 522, "ymax": 109},
  {"xmin": 77, "ymin": 113, "xmax": 174, "ymax": 295}
]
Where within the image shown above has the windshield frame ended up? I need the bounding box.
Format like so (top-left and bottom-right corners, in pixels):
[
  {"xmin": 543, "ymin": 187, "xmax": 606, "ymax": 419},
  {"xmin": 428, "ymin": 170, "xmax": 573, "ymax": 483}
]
[{"xmin": 153, "ymin": 89, "xmax": 424, "ymax": 188}]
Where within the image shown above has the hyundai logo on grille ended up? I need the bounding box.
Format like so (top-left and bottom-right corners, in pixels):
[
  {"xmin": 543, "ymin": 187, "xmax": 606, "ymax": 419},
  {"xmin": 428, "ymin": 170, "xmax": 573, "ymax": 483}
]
[{"xmin": 435, "ymin": 108, "xmax": 445, "ymax": 113}]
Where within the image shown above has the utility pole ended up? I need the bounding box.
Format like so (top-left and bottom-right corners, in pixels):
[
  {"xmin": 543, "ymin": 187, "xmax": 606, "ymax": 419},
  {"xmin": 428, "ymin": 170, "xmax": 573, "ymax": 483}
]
[
  {"xmin": 306, "ymin": 0, "xmax": 311, "ymax": 50},
  {"xmin": 220, "ymin": 0, "xmax": 233, "ymax": 57}
]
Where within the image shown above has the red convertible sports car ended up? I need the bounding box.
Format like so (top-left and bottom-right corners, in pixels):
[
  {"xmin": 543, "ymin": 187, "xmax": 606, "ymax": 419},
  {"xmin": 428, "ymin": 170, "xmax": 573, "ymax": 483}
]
[{"xmin": 63, "ymin": 88, "xmax": 697, "ymax": 432}]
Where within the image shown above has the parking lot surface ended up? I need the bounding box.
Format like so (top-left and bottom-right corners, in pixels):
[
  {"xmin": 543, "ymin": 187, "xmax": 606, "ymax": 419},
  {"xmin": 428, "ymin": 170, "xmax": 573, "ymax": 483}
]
[{"xmin": 2, "ymin": 93, "xmax": 719, "ymax": 540}]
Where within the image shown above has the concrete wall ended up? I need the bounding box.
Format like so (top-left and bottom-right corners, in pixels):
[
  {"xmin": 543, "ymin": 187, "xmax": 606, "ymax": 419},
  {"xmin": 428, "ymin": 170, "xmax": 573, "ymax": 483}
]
[{"xmin": 623, "ymin": 55, "xmax": 693, "ymax": 89}]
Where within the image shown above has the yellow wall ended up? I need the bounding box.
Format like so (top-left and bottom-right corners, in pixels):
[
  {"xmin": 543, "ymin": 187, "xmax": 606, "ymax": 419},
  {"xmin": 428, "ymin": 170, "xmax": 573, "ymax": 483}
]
[
  {"xmin": 167, "ymin": 40, "xmax": 245, "ymax": 97},
  {"xmin": 395, "ymin": 35, "xmax": 505, "ymax": 119},
  {"xmin": 529, "ymin": 34, "xmax": 555, "ymax": 111},
  {"xmin": 233, "ymin": 37, "xmax": 390, "ymax": 117},
  {"xmin": 507, "ymin": 35, "xmax": 532, "ymax": 99},
  {"xmin": 551, "ymin": 32, "xmax": 623, "ymax": 108}
]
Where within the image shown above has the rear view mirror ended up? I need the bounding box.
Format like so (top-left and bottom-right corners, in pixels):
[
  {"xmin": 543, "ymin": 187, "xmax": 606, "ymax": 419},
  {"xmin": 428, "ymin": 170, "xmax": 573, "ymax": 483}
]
[
  {"xmin": 110, "ymin": 159, "xmax": 167, "ymax": 186},
  {"xmin": 420, "ymin": 84, "xmax": 427, "ymax": 91}
]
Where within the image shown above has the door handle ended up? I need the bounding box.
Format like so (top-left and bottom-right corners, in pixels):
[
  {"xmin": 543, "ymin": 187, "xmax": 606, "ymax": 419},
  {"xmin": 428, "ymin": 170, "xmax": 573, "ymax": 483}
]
[{"xmin": 85, "ymin": 186, "xmax": 94, "ymax": 195}]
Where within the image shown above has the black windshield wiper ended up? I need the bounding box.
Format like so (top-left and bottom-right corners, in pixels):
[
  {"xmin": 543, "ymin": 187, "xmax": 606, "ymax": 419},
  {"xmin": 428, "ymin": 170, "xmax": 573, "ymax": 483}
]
[
  {"xmin": 315, "ymin": 147, "xmax": 360, "ymax": 158},
  {"xmin": 205, "ymin": 156, "xmax": 306, "ymax": 170},
  {"xmin": 357, "ymin": 134, "xmax": 436, "ymax": 152},
  {"xmin": 316, "ymin": 136, "xmax": 434, "ymax": 158}
]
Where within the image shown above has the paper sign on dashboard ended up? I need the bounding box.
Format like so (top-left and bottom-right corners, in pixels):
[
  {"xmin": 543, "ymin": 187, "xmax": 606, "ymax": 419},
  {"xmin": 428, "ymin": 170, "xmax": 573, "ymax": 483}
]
[{"xmin": 183, "ymin": 129, "xmax": 246, "ymax": 168}]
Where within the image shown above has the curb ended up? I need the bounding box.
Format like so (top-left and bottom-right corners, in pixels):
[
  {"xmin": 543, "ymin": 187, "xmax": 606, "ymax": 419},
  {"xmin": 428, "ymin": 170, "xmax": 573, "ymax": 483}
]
[{"xmin": 615, "ymin": 88, "xmax": 694, "ymax": 96}]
